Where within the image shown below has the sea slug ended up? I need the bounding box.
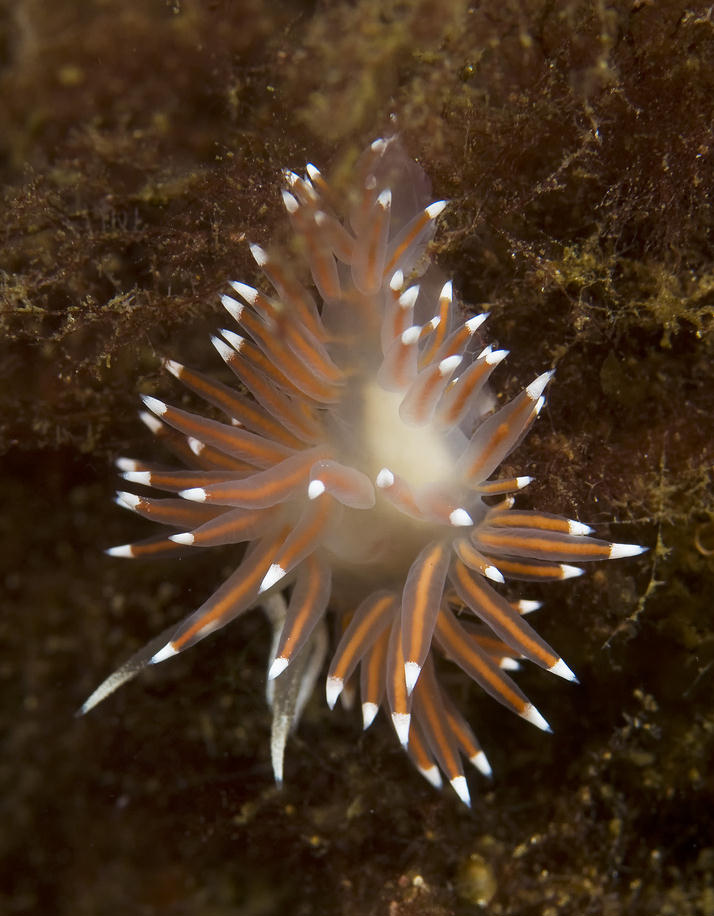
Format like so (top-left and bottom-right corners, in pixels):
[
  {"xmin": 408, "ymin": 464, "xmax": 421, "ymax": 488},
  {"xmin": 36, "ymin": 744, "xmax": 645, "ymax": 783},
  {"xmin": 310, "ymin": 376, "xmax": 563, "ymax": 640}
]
[{"xmin": 81, "ymin": 137, "xmax": 645, "ymax": 806}]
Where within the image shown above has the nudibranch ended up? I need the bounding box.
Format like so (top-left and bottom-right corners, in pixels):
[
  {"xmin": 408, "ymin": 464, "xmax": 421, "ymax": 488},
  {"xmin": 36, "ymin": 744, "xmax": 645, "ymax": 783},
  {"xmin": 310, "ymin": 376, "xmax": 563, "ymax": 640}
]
[{"xmin": 81, "ymin": 137, "xmax": 646, "ymax": 806}]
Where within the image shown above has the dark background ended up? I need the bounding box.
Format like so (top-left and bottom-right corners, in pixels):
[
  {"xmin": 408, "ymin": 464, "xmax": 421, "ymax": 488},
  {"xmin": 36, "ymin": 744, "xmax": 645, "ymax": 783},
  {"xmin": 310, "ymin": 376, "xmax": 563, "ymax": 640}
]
[{"xmin": 1, "ymin": 1, "xmax": 712, "ymax": 914}]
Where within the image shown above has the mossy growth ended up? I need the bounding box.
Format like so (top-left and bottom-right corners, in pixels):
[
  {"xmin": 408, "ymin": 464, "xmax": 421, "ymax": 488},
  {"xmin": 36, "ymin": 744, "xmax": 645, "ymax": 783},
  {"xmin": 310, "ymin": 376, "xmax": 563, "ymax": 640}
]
[{"xmin": 1, "ymin": 2, "xmax": 712, "ymax": 915}]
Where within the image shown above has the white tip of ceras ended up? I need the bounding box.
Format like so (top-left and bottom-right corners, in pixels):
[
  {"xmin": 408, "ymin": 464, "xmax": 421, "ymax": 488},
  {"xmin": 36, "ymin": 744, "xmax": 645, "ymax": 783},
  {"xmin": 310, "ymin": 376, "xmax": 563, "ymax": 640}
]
[
  {"xmin": 140, "ymin": 395, "xmax": 168, "ymax": 417},
  {"xmin": 362, "ymin": 702, "xmax": 379, "ymax": 730},
  {"xmin": 282, "ymin": 168, "xmax": 301, "ymax": 187},
  {"xmin": 485, "ymin": 347, "xmax": 509, "ymax": 366},
  {"xmin": 162, "ymin": 358, "xmax": 184, "ymax": 379},
  {"xmin": 404, "ymin": 661, "xmax": 421, "ymax": 695},
  {"xmin": 268, "ymin": 656, "xmax": 289, "ymax": 680},
  {"xmin": 450, "ymin": 775, "xmax": 471, "ymax": 808},
  {"xmin": 281, "ymin": 189, "xmax": 299, "ymax": 214},
  {"xmin": 375, "ymin": 467, "xmax": 395, "ymax": 489},
  {"xmin": 120, "ymin": 470, "xmax": 152, "ymax": 486},
  {"xmin": 169, "ymin": 532, "xmax": 195, "ymax": 545},
  {"xmin": 465, "ymin": 313, "xmax": 488, "ymax": 334},
  {"xmin": 105, "ymin": 544, "xmax": 136, "ymax": 558},
  {"xmin": 138, "ymin": 410, "xmax": 163, "ymax": 435},
  {"xmin": 401, "ymin": 325, "xmax": 422, "ymax": 346},
  {"xmin": 439, "ymin": 279, "xmax": 452, "ymax": 301},
  {"xmin": 499, "ymin": 657, "xmax": 521, "ymax": 671},
  {"xmin": 259, "ymin": 563, "xmax": 286, "ymax": 594},
  {"xmin": 426, "ymin": 199, "xmax": 448, "ymax": 219},
  {"xmin": 399, "ymin": 285, "xmax": 420, "ymax": 309},
  {"xmin": 521, "ymin": 703, "xmax": 552, "ymax": 733},
  {"xmin": 325, "ymin": 675, "xmax": 343, "ymax": 709},
  {"xmin": 115, "ymin": 457, "xmax": 140, "ymax": 472},
  {"xmin": 150, "ymin": 642, "xmax": 178, "ymax": 665},
  {"xmin": 526, "ymin": 369, "xmax": 555, "ymax": 402},
  {"xmin": 548, "ymin": 657, "xmax": 579, "ymax": 683},
  {"xmin": 439, "ymin": 354, "xmax": 462, "ymax": 377},
  {"xmin": 220, "ymin": 293, "xmax": 243, "ymax": 322},
  {"xmin": 179, "ymin": 487, "xmax": 207, "ymax": 502},
  {"xmin": 377, "ymin": 188, "xmax": 392, "ymax": 209},
  {"xmin": 211, "ymin": 335, "xmax": 238, "ymax": 364},
  {"xmin": 516, "ymin": 599, "xmax": 543, "ymax": 615},
  {"xmin": 484, "ymin": 564, "xmax": 505, "ymax": 584},
  {"xmin": 516, "ymin": 476, "xmax": 533, "ymax": 489},
  {"xmin": 229, "ymin": 280, "xmax": 260, "ymax": 306},
  {"xmin": 418, "ymin": 764, "xmax": 443, "ymax": 790},
  {"xmin": 115, "ymin": 491, "xmax": 140, "ymax": 510},
  {"xmin": 308, "ymin": 479, "xmax": 326, "ymax": 500},
  {"xmin": 188, "ymin": 437, "xmax": 205, "ymax": 457},
  {"xmin": 389, "ymin": 270, "xmax": 404, "ymax": 292},
  {"xmin": 305, "ymin": 162, "xmax": 321, "ymax": 182},
  {"xmin": 568, "ymin": 519, "xmax": 594, "ymax": 536},
  {"xmin": 392, "ymin": 712, "xmax": 411, "ymax": 747},
  {"xmin": 560, "ymin": 564, "xmax": 585, "ymax": 579},
  {"xmin": 472, "ymin": 750, "xmax": 493, "ymax": 778},
  {"xmin": 249, "ymin": 242, "xmax": 268, "ymax": 266},
  {"xmin": 449, "ymin": 507, "xmax": 473, "ymax": 527},
  {"xmin": 219, "ymin": 328, "xmax": 244, "ymax": 351},
  {"xmin": 609, "ymin": 542, "xmax": 648, "ymax": 559}
]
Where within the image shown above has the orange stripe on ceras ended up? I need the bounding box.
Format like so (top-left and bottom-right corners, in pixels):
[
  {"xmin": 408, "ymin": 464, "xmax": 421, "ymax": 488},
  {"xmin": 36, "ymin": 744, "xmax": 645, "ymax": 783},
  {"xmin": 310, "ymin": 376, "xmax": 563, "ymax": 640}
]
[
  {"xmin": 129, "ymin": 538, "xmax": 183, "ymax": 558},
  {"xmin": 487, "ymin": 511, "xmax": 575, "ymax": 533},
  {"xmin": 403, "ymin": 542, "xmax": 448, "ymax": 664},
  {"xmin": 237, "ymin": 336, "xmax": 305, "ymax": 398},
  {"xmin": 287, "ymin": 202, "xmax": 339, "ymax": 300},
  {"xmin": 172, "ymin": 528, "xmax": 289, "ymax": 651},
  {"xmin": 404, "ymin": 364, "xmax": 445, "ymax": 423},
  {"xmin": 383, "ymin": 209, "xmax": 430, "ymax": 277},
  {"xmin": 284, "ymin": 322, "xmax": 343, "ymax": 385},
  {"xmin": 220, "ymin": 386, "xmax": 305, "ymax": 449},
  {"xmin": 170, "ymin": 364, "xmax": 270, "ymax": 437},
  {"xmin": 414, "ymin": 662, "xmax": 461, "ymax": 779},
  {"xmin": 407, "ymin": 720, "xmax": 436, "ymax": 771},
  {"xmin": 439, "ymin": 359, "xmax": 491, "ymax": 424},
  {"xmin": 380, "ymin": 473, "xmax": 422, "ymax": 521},
  {"xmin": 463, "ymin": 397, "xmax": 534, "ymax": 481},
  {"xmin": 314, "ymin": 210, "xmax": 355, "ymax": 262},
  {"xmin": 203, "ymin": 449, "xmax": 329, "ymax": 506},
  {"xmin": 133, "ymin": 497, "xmax": 220, "ymax": 527},
  {"xmin": 361, "ymin": 627, "xmax": 389, "ymax": 707},
  {"xmin": 276, "ymin": 554, "xmax": 325, "ymax": 661},
  {"xmin": 271, "ymin": 493, "xmax": 333, "ymax": 572},
  {"xmin": 466, "ymin": 630, "xmax": 515, "ymax": 659},
  {"xmin": 362, "ymin": 194, "xmax": 389, "ymax": 292},
  {"xmin": 195, "ymin": 443, "xmax": 256, "ymax": 473},
  {"xmin": 486, "ymin": 556, "xmax": 569, "ymax": 579},
  {"xmin": 240, "ymin": 303, "xmax": 338, "ymax": 403},
  {"xmin": 237, "ymin": 289, "xmax": 343, "ymax": 391},
  {"xmin": 224, "ymin": 347, "xmax": 319, "ymax": 442},
  {"xmin": 161, "ymin": 404, "xmax": 291, "ymax": 467},
  {"xmin": 435, "ymin": 609, "xmax": 527, "ymax": 713},
  {"xmin": 477, "ymin": 529, "xmax": 611, "ymax": 559},
  {"xmin": 435, "ymin": 322, "xmax": 472, "ymax": 359},
  {"xmin": 442, "ymin": 700, "xmax": 480, "ymax": 759},
  {"xmin": 451, "ymin": 560, "xmax": 557, "ymax": 668},
  {"xmin": 388, "ymin": 618, "xmax": 410, "ymax": 716},
  {"xmin": 145, "ymin": 469, "xmax": 237, "ymax": 491},
  {"xmin": 419, "ymin": 293, "xmax": 451, "ymax": 366},
  {"xmin": 258, "ymin": 258, "xmax": 328, "ymax": 342},
  {"xmin": 331, "ymin": 592, "xmax": 396, "ymax": 681},
  {"xmin": 191, "ymin": 507, "xmax": 269, "ymax": 543},
  {"xmin": 452, "ymin": 537, "xmax": 493, "ymax": 576}
]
